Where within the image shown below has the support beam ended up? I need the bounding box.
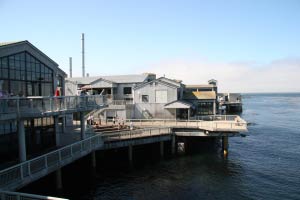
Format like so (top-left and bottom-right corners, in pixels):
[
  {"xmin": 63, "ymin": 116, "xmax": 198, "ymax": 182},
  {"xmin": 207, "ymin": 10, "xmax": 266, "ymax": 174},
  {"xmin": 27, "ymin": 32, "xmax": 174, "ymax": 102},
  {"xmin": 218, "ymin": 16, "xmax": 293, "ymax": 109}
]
[
  {"xmin": 188, "ymin": 108, "xmax": 190, "ymax": 121},
  {"xmin": 222, "ymin": 136, "xmax": 229, "ymax": 157},
  {"xmin": 80, "ymin": 112, "xmax": 85, "ymax": 140},
  {"xmin": 91, "ymin": 151, "xmax": 96, "ymax": 169},
  {"xmin": 128, "ymin": 144, "xmax": 133, "ymax": 165},
  {"xmin": 213, "ymin": 101, "xmax": 216, "ymax": 115},
  {"xmin": 62, "ymin": 116, "xmax": 66, "ymax": 133},
  {"xmin": 56, "ymin": 169, "xmax": 63, "ymax": 191},
  {"xmin": 171, "ymin": 134, "xmax": 176, "ymax": 155},
  {"xmin": 54, "ymin": 116, "xmax": 60, "ymax": 146},
  {"xmin": 18, "ymin": 120, "xmax": 26, "ymax": 162},
  {"xmin": 160, "ymin": 141, "xmax": 164, "ymax": 158}
]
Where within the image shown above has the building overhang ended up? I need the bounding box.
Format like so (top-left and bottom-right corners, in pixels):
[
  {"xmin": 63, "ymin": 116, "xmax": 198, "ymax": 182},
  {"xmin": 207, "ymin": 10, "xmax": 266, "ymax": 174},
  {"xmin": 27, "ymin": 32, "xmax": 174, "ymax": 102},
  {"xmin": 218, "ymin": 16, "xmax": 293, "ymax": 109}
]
[{"xmin": 164, "ymin": 100, "xmax": 193, "ymax": 109}]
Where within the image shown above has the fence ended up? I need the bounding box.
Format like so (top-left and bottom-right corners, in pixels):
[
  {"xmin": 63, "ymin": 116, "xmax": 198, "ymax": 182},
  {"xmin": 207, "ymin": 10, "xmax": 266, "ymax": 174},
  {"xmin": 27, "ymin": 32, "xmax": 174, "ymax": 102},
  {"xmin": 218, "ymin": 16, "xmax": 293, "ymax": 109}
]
[
  {"xmin": 0, "ymin": 132, "xmax": 103, "ymax": 191},
  {"xmin": 0, "ymin": 191, "xmax": 68, "ymax": 200},
  {"xmin": 101, "ymin": 127, "xmax": 171, "ymax": 141},
  {"xmin": 0, "ymin": 95, "xmax": 105, "ymax": 118}
]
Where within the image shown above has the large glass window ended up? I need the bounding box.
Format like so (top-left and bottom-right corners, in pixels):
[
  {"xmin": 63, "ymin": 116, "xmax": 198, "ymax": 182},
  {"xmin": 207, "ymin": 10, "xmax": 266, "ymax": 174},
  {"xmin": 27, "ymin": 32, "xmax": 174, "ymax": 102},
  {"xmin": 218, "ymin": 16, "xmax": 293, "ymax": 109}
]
[
  {"xmin": 123, "ymin": 87, "xmax": 132, "ymax": 95},
  {"xmin": 0, "ymin": 52, "xmax": 54, "ymax": 96},
  {"xmin": 197, "ymin": 102, "xmax": 213, "ymax": 115}
]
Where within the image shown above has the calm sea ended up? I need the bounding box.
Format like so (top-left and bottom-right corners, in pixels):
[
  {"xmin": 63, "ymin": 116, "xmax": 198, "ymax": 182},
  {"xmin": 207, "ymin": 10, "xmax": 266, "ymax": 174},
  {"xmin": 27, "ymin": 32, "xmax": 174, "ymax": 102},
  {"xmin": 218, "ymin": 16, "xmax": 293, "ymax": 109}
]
[{"xmin": 22, "ymin": 93, "xmax": 300, "ymax": 199}]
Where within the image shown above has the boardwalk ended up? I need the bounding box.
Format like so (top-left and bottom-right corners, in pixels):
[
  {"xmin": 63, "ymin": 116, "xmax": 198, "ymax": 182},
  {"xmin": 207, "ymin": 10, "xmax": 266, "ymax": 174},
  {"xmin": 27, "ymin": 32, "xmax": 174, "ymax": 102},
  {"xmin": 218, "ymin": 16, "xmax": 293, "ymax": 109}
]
[{"xmin": 103, "ymin": 115, "xmax": 248, "ymax": 133}]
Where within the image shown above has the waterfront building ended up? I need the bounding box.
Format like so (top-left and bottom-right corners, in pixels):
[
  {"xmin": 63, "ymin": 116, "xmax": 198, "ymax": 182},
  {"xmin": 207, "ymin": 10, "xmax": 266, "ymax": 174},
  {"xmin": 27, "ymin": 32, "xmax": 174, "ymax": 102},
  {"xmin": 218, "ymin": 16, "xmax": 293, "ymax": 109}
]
[
  {"xmin": 67, "ymin": 74, "xmax": 220, "ymax": 120},
  {"xmin": 0, "ymin": 41, "xmax": 103, "ymax": 167}
]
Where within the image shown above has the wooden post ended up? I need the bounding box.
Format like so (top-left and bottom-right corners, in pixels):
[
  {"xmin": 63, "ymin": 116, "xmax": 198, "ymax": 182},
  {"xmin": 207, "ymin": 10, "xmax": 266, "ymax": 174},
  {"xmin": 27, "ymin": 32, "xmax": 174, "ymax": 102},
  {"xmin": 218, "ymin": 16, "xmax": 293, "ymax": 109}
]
[
  {"xmin": 128, "ymin": 145, "xmax": 133, "ymax": 165},
  {"xmin": 222, "ymin": 136, "xmax": 229, "ymax": 157},
  {"xmin": 56, "ymin": 168, "xmax": 63, "ymax": 191},
  {"xmin": 91, "ymin": 151, "xmax": 96, "ymax": 168},
  {"xmin": 171, "ymin": 134, "xmax": 176, "ymax": 155},
  {"xmin": 18, "ymin": 120, "xmax": 26, "ymax": 162},
  {"xmin": 80, "ymin": 112, "xmax": 85, "ymax": 140},
  {"xmin": 160, "ymin": 141, "xmax": 164, "ymax": 158}
]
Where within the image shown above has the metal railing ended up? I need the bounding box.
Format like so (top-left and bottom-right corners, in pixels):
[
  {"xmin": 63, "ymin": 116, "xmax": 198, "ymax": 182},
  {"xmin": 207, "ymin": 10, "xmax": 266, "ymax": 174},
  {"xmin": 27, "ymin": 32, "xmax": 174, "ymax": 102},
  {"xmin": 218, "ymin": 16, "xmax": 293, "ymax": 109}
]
[
  {"xmin": 113, "ymin": 117, "xmax": 248, "ymax": 132},
  {"xmin": 107, "ymin": 99, "xmax": 134, "ymax": 105},
  {"xmin": 0, "ymin": 95, "xmax": 105, "ymax": 119},
  {"xmin": 101, "ymin": 127, "xmax": 171, "ymax": 142},
  {"xmin": 0, "ymin": 191, "xmax": 68, "ymax": 200},
  {"xmin": 0, "ymin": 131, "xmax": 103, "ymax": 191}
]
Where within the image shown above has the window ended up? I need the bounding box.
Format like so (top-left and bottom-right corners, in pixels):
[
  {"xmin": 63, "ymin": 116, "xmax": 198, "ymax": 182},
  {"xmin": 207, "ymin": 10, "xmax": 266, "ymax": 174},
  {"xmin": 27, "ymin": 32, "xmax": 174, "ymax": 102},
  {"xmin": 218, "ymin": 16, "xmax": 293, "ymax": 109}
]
[
  {"xmin": 142, "ymin": 95, "xmax": 149, "ymax": 103},
  {"xmin": 123, "ymin": 87, "xmax": 132, "ymax": 95},
  {"xmin": 155, "ymin": 90, "xmax": 167, "ymax": 103}
]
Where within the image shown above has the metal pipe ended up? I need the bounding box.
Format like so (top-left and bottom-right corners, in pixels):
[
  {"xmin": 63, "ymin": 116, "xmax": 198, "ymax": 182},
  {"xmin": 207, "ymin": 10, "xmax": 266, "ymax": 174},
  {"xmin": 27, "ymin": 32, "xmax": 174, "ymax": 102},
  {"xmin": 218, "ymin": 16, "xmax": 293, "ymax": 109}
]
[
  {"xmin": 82, "ymin": 33, "xmax": 85, "ymax": 77},
  {"xmin": 69, "ymin": 57, "xmax": 72, "ymax": 78}
]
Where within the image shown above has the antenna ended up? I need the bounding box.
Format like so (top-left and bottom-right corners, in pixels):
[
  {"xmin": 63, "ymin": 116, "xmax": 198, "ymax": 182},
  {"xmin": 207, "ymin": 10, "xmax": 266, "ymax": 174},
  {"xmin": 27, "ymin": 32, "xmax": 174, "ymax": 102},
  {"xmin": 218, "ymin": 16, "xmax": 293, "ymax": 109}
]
[
  {"xmin": 81, "ymin": 33, "xmax": 85, "ymax": 77},
  {"xmin": 69, "ymin": 57, "xmax": 72, "ymax": 78}
]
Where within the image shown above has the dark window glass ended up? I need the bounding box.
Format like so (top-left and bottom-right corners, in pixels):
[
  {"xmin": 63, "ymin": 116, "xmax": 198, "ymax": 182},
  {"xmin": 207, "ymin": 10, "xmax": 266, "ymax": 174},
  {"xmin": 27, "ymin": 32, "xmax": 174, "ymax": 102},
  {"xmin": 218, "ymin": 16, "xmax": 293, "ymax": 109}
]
[
  {"xmin": 123, "ymin": 87, "xmax": 132, "ymax": 95},
  {"xmin": 142, "ymin": 95, "xmax": 149, "ymax": 103},
  {"xmin": 2, "ymin": 69, "xmax": 8, "ymax": 78}
]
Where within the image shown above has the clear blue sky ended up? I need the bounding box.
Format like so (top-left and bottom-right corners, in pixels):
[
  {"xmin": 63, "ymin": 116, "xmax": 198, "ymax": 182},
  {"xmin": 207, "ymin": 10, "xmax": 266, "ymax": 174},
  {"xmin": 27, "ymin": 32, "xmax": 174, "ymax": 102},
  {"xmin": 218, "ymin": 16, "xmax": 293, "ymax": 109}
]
[{"xmin": 1, "ymin": 0, "xmax": 300, "ymax": 91}]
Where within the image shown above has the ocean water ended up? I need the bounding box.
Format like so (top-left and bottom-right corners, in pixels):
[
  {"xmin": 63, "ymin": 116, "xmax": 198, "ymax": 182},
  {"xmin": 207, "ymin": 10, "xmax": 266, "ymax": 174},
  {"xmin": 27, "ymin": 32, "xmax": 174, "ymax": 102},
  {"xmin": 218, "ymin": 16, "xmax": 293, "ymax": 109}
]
[
  {"xmin": 74, "ymin": 93, "xmax": 300, "ymax": 200},
  {"xmin": 22, "ymin": 93, "xmax": 300, "ymax": 199}
]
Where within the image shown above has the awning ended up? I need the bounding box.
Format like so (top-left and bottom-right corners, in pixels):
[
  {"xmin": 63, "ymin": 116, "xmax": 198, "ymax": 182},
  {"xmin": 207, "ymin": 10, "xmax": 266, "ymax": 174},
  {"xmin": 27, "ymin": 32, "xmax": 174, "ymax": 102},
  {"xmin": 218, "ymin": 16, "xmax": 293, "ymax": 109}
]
[
  {"xmin": 164, "ymin": 100, "xmax": 193, "ymax": 109},
  {"xmin": 183, "ymin": 91, "xmax": 216, "ymax": 100}
]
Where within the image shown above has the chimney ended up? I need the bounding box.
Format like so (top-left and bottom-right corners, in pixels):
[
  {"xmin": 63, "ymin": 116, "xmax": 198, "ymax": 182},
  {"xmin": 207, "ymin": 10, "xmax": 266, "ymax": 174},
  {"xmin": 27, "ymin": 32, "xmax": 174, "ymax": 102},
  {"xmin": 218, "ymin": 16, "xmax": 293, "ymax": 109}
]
[
  {"xmin": 81, "ymin": 33, "xmax": 85, "ymax": 77},
  {"xmin": 69, "ymin": 57, "xmax": 72, "ymax": 78}
]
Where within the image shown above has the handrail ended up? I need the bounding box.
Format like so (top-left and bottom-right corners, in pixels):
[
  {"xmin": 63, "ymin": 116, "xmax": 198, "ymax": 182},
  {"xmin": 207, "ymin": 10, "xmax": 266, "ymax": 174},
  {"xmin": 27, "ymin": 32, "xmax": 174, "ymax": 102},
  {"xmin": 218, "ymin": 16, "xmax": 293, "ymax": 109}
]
[
  {"xmin": 0, "ymin": 127, "xmax": 171, "ymax": 190},
  {"xmin": 0, "ymin": 95, "xmax": 106, "ymax": 119},
  {"xmin": 0, "ymin": 191, "xmax": 68, "ymax": 200},
  {"xmin": 0, "ymin": 130, "xmax": 103, "ymax": 190},
  {"xmin": 109, "ymin": 117, "xmax": 248, "ymax": 132}
]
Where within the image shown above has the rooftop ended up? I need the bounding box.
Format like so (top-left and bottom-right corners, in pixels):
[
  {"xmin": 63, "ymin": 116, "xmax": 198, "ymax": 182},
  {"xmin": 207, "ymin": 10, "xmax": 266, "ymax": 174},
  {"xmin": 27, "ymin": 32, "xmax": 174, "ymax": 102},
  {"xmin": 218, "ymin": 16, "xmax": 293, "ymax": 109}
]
[
  {"xmin": 66, "ymin": 74, "xmax": 150, "ymax": 84},
  {"xmin": 183, "ymin": 91, "xmax": 216, "ymax": 100}
]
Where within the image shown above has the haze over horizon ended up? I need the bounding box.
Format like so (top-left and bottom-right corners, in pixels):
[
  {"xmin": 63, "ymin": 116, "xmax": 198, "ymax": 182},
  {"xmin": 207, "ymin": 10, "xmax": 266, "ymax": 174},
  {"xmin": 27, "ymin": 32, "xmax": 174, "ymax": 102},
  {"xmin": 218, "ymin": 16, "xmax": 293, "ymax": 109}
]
[{"xmin": 1, "ymin": 0, "xmax": 299, "ymax": 93}]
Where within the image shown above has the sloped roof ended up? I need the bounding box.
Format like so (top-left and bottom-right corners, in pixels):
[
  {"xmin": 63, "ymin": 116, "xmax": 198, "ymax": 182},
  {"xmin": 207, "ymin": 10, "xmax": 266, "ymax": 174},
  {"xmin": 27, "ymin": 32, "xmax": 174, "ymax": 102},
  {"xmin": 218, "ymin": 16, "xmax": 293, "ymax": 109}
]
[
  {"xmin": 183, "ymin": 91, "xmax": 216, "ymax": 100},
  {"xmin": 164, "ymin": 100, "xmax": 193, "ymax": 109},
  {"xmin": 134, "ymin": 77, "xmax": 181, "ymax": 90},
  {"xmin": 66, "ymin": 74, "xmax": 149, "ymax": 84},
  {"xmin": 0, "ymin": 40, "xmax": 66, "ymax": 76},
  {"xmin": 0, "ymin": 41, "xmax": 25, "ymax": 47},
  {"xmin": 185, "ymin": 84, "xmax": 216, "ymax": 88}
]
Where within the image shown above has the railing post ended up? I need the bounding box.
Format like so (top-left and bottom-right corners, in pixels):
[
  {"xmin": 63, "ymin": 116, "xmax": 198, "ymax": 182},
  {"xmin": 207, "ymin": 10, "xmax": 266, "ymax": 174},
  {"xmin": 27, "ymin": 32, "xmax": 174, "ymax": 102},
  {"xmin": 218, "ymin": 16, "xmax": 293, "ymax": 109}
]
[
  {"xmin": 17, "ymin": 98, "xmax": 20, "ymax": 117},
  {"xmin": 20, "ymin": 163, "xmax": 24, "ymax": 180}
]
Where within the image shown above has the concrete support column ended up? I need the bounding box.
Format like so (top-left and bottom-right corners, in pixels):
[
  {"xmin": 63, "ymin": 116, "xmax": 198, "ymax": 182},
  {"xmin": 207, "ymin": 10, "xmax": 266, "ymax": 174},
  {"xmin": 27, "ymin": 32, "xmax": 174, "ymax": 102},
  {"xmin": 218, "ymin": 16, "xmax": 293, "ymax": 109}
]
[
  {"xmin": 80, "ymin": 112, "xmax": 85, "ymax": 140},
  {"xmin": 91, "ymin": 151, "xmax": 96, "ymax": 168},
  {"xmin": 171, "ymin": 134, "xmax": 176, "ymax": 155},
  {"xmin": 54, "ymin": 116, "xmax": 60, "ymax": 146},
  {"xmin": 160, "ymin": 141, "xmax": 164, "ymax": 158},
  {"xmin": 18, "ymin": 120, "xmax": 26, "ymax": 162},
  {"xmin": 128, "ymin": 144, "xmax": 133, "ymax": 165},
  {"xmin": 56, "ymin": 168, "xmax": 63, "ymax": 191},
  {"xmin": 62, "ymin": 116, "xmax": 66, "ymax": 133},
  {"xmin": 213, "ymin": 101, "xmax": 216, "ymax": 115},
  {"xmin": 188, "ymin": 109, "xmax": 190, "ymax": 121},
  {"xmin": 222, "ymin": 136, "xmax": 229, "ymax": 157}
]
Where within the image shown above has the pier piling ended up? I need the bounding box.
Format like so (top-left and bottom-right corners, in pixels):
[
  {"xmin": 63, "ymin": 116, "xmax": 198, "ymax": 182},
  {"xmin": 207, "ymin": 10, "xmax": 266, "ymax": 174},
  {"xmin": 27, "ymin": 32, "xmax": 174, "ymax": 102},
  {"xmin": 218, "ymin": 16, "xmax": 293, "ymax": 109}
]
[
  {"xmin": 160, "ymin": 141, "xmax": 164, "ymax": 158},
  {"xmin": 18, "ymin": 120, "xmax": 26, "ymax": 162},
  {"xmin": 222, "ymin": 136, "xmax": 229, "ymax": 157},
  {"xmin": 56, "ymin": 169, "xmax": 63, "ymax": 191}
]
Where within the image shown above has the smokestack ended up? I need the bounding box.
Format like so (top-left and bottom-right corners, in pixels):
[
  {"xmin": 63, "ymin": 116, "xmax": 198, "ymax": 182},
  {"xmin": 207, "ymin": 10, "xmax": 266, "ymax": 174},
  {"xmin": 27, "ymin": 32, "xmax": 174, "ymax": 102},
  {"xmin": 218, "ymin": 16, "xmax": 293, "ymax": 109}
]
[
  {"xmin": 69, "ymin": 57, "xmax": 72, "ymax": 78},
  {"xmin": 81, "ymin": 33, "xmax": 85, "ymax": 77},
  {"xmin": 86, "ymin": 73, "xmax": 89, "ymax": 77}
]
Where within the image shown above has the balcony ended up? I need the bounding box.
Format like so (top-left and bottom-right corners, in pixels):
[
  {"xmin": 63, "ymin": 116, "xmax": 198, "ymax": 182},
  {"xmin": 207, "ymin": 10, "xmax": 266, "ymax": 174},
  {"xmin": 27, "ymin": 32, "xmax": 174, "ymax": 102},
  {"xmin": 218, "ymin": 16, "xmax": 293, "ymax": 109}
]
[{"xmin": 0, "ymin": 95, "xmax": 106, "ymax": 120}]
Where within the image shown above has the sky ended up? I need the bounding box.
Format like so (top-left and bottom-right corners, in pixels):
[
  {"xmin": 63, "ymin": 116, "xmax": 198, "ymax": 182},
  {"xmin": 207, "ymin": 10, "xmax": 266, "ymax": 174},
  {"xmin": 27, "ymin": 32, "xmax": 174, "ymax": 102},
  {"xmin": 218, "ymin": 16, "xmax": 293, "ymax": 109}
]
[{"xmin": 1, "ymin": 0, "xmax": 300, "ymax": 92}]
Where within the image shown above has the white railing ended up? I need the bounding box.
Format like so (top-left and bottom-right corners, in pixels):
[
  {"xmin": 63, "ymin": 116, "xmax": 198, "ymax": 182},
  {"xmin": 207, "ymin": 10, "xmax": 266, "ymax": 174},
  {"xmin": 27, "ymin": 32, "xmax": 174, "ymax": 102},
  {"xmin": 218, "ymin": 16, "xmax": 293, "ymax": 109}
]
[
  {"xmin": 113, "ymin": 117, "xmax": 248, "ymax": 132},
  {"xmin": 0, "ymin": 191, "xmax": 68, "ymax": 200},
  {"xmin": 101, "ymin": 127, "xmax": 171, "ymax": 141},
  {"xmin": 108, "ymin": 99, "xmax": 134, "ymax": 105},
  {"xmin": 0, "ymin": 131, "xmax": 103, "ymax": 191},
  {"xmin": 0, "ymin": 95, "xmax": 105, "ymax": 118}
]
